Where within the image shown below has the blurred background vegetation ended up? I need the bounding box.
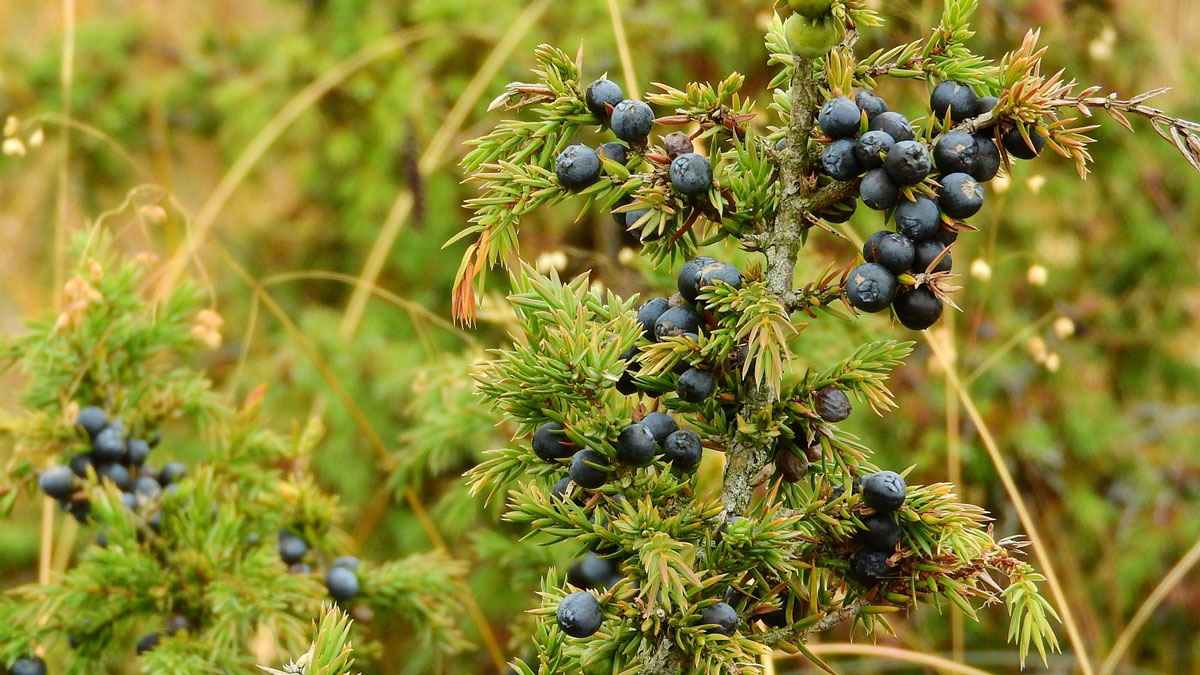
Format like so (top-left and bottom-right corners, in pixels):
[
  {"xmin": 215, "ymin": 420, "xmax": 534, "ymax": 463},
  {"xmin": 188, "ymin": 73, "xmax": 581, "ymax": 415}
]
[{"xmin": 1, "ymin": 0, "xmax": 1198, "ymax": 672}]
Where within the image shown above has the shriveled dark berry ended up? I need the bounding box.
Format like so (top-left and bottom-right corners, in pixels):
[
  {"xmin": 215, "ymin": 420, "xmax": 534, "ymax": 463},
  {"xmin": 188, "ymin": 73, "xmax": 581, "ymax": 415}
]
[
  {"xmin": 585, "ymin": 78, "xmax": 624, "ymax": 119},
  {"xmin": 862, "ymin": 470, "xmax": 907, "ymax": 512},
  {"xmin": 775, "ymin": 450, "xmax": 808, "ymax": 483},
  {"xmin": 814, "ymin": 387, "xmax": 852, "ymax": 422},
  {"xmin": 654, "ymin": 306, "xmax": 703, "ymax": 341},
  {"xmin": 846, "ymin": 263, "xmax": 898, "ymax": 313},
  {"xmin": 76, "ymin": 406, "xmax": 108, "ymax": 439},
  {"xmin": 933, "ymin": 131, "xmax": 978, "ymax": 175},
  {"xmin": 556, "ymin": 591, "xmax": 602, "ymax": 638},
  {"xmin": 862, "ymin": 231, "xmax": 915, "ymax": 275},
  {"xmin": 1001, "ymin": 124, "xmax": 1046, "ymax": 160},
  {"xmin": 971, "ymin": 134, "xmax": 1002, "ymax": 182},
  {"xmin": 699, "ymin": 601, "xmax": 738, "ymax": 635},
  {"xmin": 125, "ymin": 438, "xmax": 150, "ymax": 467},
  {"xmin": 636, "ymin": 297, "xmax": 670, "ymax": 340},
  {"xmin": 974, "ymin": 95, "xmax": 999, "ymax": 117},
  {"xmin": 332, "ymin": 556, "xmax": 360, "ymax": 570},
  {"xmin": 859, "ymin": 168, "xmax": 900, "ymax": 210},
  {"xmin": 821, "ymin": 138, "xmax": 862, "ymax": 180},
  {"xmin": 676, "ymin": 368, "xmax": 715, "ymax": 403},
  {"xmin": 326, "ymin": 566, "xmax": 360, "ymax": 601},
  {"xmin": 937, "ymin": 172, "xmax": 985, "ymax": 219},
  {"xmin": 600, "ymin": 141, "xmax": 629, "ymax": 166},
  {"xmin": 669, "ymin": 152, "xmax": 713, "ymax": 196},
  {"xmin": 860, "ymin": 513, "xmax": 902, "ymax": 552},
  {"xmin": 136, "ymin": 632, "xmax": 160, "ymax": 655},
  {"xmin": 894, "ymin": 195, "xmax": 941, "ymax": 241},
  {"xmin": 662, "ymin": 131, "xmax": 694, "ymax": 159},
  {"xmin": 930, "ymin": 80, "xmax": 978, "ymax": 123},
  {"xmin": 868, "ymin": 111, "xmax": 914, "ymax": 142},
  {"xmin": 158, "ymin": 461, "xmax": 186, "ymax": 486},
  {"xmin": 851, "ymin": 548, "xmax": 897, "ymax": 585},
  {"xmin": 677, "ymin": 256, "xmax": 718, "ymax": 303},
  {"xmin": 893, "ymin": 286, "xmax": 943, "ymax": 330},
  {"xmin": 640, "ymin": 412, "xmax": 678, "ymax": 444},
  {"xmin": 39, "ymin": 465, "xmax": 76, "ymax": 500},
  {"xmin": 818, "ymin": 97, "xmax": 861, "ymax": 139},
  {"xmin": 616, "ymin": 423, "xmax": 657, "ymax": 467},
  {"xmin": 555, "ymin": 144, "xmax": 602, "ymax": 190},
  {"xmin": 885, "ymin": 140, "xmax": 932, "ymax": 186},
  {"xmin": 279, "ymin": 535, "xmax": 308, "ymax": 564},
  {"xmin": 93, "ymin": 426, "xmax": 126, "ymax": 463},
  {"xmin": 914, "ymin": 240, "xmax": 952, "ymax": 273},
  {"xmin": 610, "ymin": 99, "xmax": 655, "ymax": 143},
  {"xmin": 569, "ymin": 449, "xmax": 611, "ymax": 489},
  {"xmin": 854, "ymin": 130, "xmax": 894, "ymax": 170},
  {"xmin": 533, "ymin": 422, "xmax": 573, "ymax": 462},
  {"xmin": 662, "ymin": 429, "xmax": 703, "ymax": 471},
  {"xmin": 855, "ymin": 90, "xmax": 889, "ymax": 120}
]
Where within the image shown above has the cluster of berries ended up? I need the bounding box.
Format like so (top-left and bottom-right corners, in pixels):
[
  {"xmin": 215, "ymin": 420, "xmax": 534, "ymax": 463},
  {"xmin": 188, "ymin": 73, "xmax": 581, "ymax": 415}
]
[
  {"xmin": 627, "ymin": 256, "xmax": 743, "ymax": 401},
  {"xmin": 823, "ymin": 82, "xmax": 1045, "ymax": 330},
  {"xmin": 556, "ymin": 78, "xmax": 714, "ymax": 242},
  {"xmin": 846, "ymin": 470, "xmax": 908, "ymax": 585},
  {"xmin": 278, "ymin": 533, "xmax": 361, "ymax": 601},
  {"xmin": 37, "ymin": 407, "xmax": 185, "ymax": 524}
]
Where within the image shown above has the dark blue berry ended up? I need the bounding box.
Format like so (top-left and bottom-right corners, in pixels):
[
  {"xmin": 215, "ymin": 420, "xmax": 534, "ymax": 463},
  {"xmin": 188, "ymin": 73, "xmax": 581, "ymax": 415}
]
[
  {"xmin": 859, "ymin": 168, "xmax": 900, "ymax": 210},
  {"xmin": 821, "ymin": 138, "xmax": 862, "ymax": 180},
  {"xmin": 124, "ymin": 438, "xmax": 150, "ymax": 467},
  {"xmin": 279, "ymin": 535, "xmax": 308, "ymax": 564},
  {"xmin": 818, "ymin": 97, "xmax": 861, "ymax": 139},
  {"xmin": 937, "ymin": 172, "xmax": 984, "ymax": 219},
  {"xmin": 930, "ymin": 80, "xmax": 978, "ymax": 123},
  {"xmin": 933, "ymin": 131, "xmax": 979, "ymax": 175},
  {"xmin": 894, "ymin": 195, "xmax": 941, "ymax": 241},
  {"xmin": 569, "ymin": 449, "xmax": 611, "ymax": 489},
  {"xmin": 555, "ymin": 144, "xmax": 602, "ymax": 190},
  {"xmin": 569, "ymin": 553, "xmax": 616, "ymax": 589},
  {"xmin": 914, "ymin": 240, "xmax": 952, "ymax": 273},
  {"xmin": 855, "ymin": 90, "xmax": 889, "ymax": 120},
  {"xmin": 158, "ymin": 461, "xmax": 186, "ymax": 486},
  {"xmin": 93, "ymin": 426, "xmax": 126, "ymax": 463},
  {"xmin": 676, "ymin": 368, "xmax": 715, "ymax": 403},
  {"xmin": 636, "ymin": 297, "xmax": 670, "ymax": 340},
  {"xmin": 100, "ymin": 463, "xmax": 133, "ymax": 491},
  {"xmin": 677, "ymin": 256, "xmax": 718, "ymax": 303},
  {"xmin": 860, "ymin": 513, "xmax": 901, "ymax": 552},
  {"xmin": 639, "ymin": 412, "xmax": 678, "ymax": 444},
  {"xmin": 12, "ymin": 657, "xmax": 46, "ymax": 675},
  {"xmin": 38, "ymin": 465, "xmax": 75, "ymax": 500},
  {"xmin": 136, "ymin": 632, "xmax": 160, "ymax": 655},
  {"xmin": 974, "ymin": 95, "xmax": 999, "ymax": 117},
  {"xmin": 662, "ymin": 429, "xmax": 703, "ymax": 471},
  {"xmin": 1001, "ymin": 125, "xmax": 1045, "ymax": 160},
  {"xmin": 846, "ymin": 263, "xmax": 898, "ymax": 313},
  {"xmin": 326, "ymin": 566, "xmax": 360, "ymax": 600},
  {"xmin": 654, "ymin": 306, "xmax": 703, "ymax": 341},
  {"xmin": 332, "ymin": 556, "xmax": 360, "ymax": 570},
  {"xmin": 556, "ymin": 591, "xmax": 602, "ymax": 637},
  {"xmin": 533, "ymin": 422, "xmax": 573, "ymax": 462},
  {"xmin": 699, "ymin": 601, "xmax": 738, "ymax": 635},
  {"xmin": 971, "ymin": 134, "xmax": 1002, "ymax": 182},
  {"xmin": 616, "ymin": 423, "xmax": 656, "ymax": 467},
  {"xmin": 854, "ymin": 130, "xmax": 894, "ymax": 170},
  {"xmin": 134, "ymin": 475, "xmax": 162, "ymax": 499},
  {"xmin": 610, "ymin": 99, "xmax": 654, "ymax": 143},
  {"xmin": 697, "ymin": 261, "xmax": 742, "ymax": 298},
  {"xmin": 550, "ymin": 476, "xmax": 574, "ymax": 500},
  {"xmin": 627, "ymin": 210, "xmax": 659, "ymax": 240},
  {"xmin": 120, "ymin": 491, "xmax": 138, "ymax": 511},
  {"xmin": 893, "ymin": 286, "xmax": 943, "ymax": 330},
  {"xmin": 862, "ymin": 470, "xmax": 907, "ymax": 512},
  {"xmin": 663, "ymin": 131, "xmax": 694, "ymax": 159},
  {"xmin": 814, "ymin": 387, "xmax": 852, "ymax": 422},
  {"xmin": 69, "ymin": 452, "xmax": 93, "ymax": 478},
  {"xmin": 851, "ymin": 548, "xmax": 897, "ymax": 585},
  {"xmin": 68, "ymin": 499, "xmax": 91, "ymax": 523},
  {"xmin": 76, "ymin": 406, "xmax": 108, "ymax": 439},
  {"xmin": 586, "ymin": 79, "xmax": 624, "ymax": 119},
  {"xmin": 669, "ymin": 152, "xmax": 713, "ymax": 196},
  {"xmin": 862, "ymin": 231, "xmax": 915, "ymax": 275},
  {"xmin": 868, "ymin": 111, "xmax": 914, "ymax": 142},
  {"xmin": 885, "ymin": 140, "xmax": 932, "ymax": 186},
  {"xmin": 600, "ymin": 141, "xmax": 629, "ymax": 166}
]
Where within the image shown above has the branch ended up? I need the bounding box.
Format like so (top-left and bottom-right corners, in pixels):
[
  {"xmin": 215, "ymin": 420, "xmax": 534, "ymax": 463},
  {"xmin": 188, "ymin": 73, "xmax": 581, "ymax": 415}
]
[{"xmin": 760, "ymin": 600, "xmax": 866, "ymax": 646}]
